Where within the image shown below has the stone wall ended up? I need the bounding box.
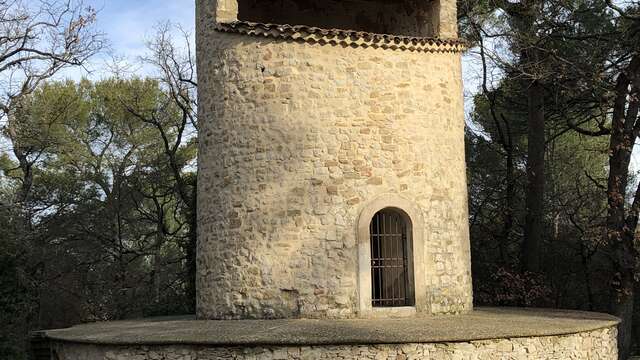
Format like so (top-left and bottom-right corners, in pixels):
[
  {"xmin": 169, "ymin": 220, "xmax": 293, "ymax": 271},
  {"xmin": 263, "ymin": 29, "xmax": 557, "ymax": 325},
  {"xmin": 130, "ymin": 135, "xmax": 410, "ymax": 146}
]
[
  {"xmin": 51, "ymin": 326, "xmax": 619, "ymax": 360},
  {"xmin": 196, "ymin": 0, "xmax": 472, "ymax": 320},
  {"xmin": 237, "ymin": 0, "xmax": 439, "ymax": 37},
  {"xmin": 207, "ymin": 0, "xmax": 458, "ymax": 39}
]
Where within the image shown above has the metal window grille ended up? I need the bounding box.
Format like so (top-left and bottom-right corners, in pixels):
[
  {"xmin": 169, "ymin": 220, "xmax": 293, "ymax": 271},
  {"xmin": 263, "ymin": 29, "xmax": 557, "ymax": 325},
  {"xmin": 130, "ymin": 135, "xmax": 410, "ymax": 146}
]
[{"xmin": 370, "ymin": 209, "xmax": 413, "ymax": 307}]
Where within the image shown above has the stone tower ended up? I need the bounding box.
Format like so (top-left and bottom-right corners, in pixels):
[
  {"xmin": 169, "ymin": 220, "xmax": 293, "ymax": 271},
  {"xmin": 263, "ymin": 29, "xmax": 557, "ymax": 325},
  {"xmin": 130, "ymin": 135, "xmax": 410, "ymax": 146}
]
[
  {"xmin": 37, "ymin": 4, "xmax": 621, "ymax": 359},
  {"xmin": 196, "ymin": 0, "xmax": 472, "ymax": 320}
]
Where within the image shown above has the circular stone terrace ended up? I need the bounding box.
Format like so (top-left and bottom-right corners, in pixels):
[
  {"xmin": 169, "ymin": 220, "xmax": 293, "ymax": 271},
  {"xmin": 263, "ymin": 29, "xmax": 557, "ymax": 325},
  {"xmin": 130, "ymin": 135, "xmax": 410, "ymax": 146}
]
[{"xmin": 41, "ymin": 307, "xmax": 620, "ymax": 359}]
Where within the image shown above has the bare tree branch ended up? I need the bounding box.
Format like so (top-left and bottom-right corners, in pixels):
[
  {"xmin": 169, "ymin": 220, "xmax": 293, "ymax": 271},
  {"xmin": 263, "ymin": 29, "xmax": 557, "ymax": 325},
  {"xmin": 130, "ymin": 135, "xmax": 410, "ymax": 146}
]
[{"xmin": 0, "ymin": 0, "xmax": 105, "ymax": 123}]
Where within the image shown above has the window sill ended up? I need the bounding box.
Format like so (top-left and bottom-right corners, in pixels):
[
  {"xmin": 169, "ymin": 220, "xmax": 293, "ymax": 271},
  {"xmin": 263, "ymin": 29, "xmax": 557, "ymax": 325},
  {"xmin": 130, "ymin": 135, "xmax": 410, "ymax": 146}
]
[{"xmin": 365, "ymin": 306, "xmax": 417, "ymax": 319}]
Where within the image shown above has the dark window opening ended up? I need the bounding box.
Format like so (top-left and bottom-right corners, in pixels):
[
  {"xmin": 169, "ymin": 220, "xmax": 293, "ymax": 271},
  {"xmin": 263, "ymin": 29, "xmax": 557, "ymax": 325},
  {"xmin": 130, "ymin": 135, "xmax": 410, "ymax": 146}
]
[
  {"xmin": 370, "ymin": 209, "xmax": 414, "ymax": 307},
  {"xmin": 237, "ymin": 0, "xmax": 438, "ymax": 37}
]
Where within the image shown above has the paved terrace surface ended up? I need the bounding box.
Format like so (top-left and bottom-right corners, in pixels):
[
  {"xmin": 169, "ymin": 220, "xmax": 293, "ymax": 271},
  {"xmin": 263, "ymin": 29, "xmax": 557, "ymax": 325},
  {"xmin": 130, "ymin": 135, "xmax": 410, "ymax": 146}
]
[{"xmin": 43, "ymin": 307, "xmax": 619, "ymax": 346}]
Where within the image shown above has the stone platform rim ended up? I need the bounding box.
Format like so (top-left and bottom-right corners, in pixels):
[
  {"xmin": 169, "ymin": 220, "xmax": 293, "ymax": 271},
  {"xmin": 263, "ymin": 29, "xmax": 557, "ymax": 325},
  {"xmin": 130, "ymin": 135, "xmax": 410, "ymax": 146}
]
[{"xmin": 41, "ymin": 307, "xmax": 620, "ymax": 347}]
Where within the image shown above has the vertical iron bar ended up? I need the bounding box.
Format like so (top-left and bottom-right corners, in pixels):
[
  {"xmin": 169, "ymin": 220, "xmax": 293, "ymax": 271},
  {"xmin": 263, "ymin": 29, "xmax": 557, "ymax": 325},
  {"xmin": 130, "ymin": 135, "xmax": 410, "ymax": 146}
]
[
  {"xmin": 377, "ymin": 217, "xmax": 380, "ymax": 306},
  {"xmin": 400, "ymin": 217, "xmax": 405, "ymax": 304},
  {"xmin": 388, "ymin": 213, "xmax": 391, "ymax": 306},
  {"xmin": 386, "ymin": 212, "xmax": 389, "ymax": 306},
  {"xmin": 392, "ymin": 214, "xmax": 397, "ymax": 305},
  {"xmin": 380, "ymin": 212, "xmax": 388, "ymax": 305},
  {"xmin": 396, "ymin": 214, "xmax": 401, "ymax": 305},
  {"xmin": 393, "ymin": 214, "xmax": 397, "ymax": 305},
  {"xmin": 397, "ymin": 215, "xmax": 401, "ymax": 305},
  {"xmin": 385, "ymin": 212, "xmax": 389, "ymax": 306},
  {"xmin": 370, "ymin": 217, "xmax": 375, "ymax": 305},
  {"xmin": 403, "ymin": 222, "xmax": 408, "ymax": 305},
  {"xmin": 389, "ymin": 213, "xmax": 393, "ymax": 305},
  {"xmin": 376, "ymin": 212, "xmax": 382, "ymax": 306}
]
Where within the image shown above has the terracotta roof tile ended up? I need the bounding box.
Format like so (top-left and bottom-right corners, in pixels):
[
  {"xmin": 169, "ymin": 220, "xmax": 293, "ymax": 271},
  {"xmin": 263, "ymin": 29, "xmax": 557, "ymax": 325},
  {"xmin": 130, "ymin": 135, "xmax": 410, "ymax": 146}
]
[{"xmin": 214, "ymin": 21, "xmax": 466, "ymax": 53}]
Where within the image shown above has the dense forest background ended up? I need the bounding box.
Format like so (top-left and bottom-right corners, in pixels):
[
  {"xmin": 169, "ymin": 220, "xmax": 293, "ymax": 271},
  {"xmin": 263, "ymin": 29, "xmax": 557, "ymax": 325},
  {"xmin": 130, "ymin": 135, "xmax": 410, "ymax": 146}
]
[{"xmin": 0, "ymin": 0, "xmax": 639, "ymax": 359}]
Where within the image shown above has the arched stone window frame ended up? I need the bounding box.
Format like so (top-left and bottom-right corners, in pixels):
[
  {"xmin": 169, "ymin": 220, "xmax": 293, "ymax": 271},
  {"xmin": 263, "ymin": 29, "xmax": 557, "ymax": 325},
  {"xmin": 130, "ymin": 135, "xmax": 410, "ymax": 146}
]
[{"xmin": 357, "ymin": 194, "xmax": 427, "ymax": 318}]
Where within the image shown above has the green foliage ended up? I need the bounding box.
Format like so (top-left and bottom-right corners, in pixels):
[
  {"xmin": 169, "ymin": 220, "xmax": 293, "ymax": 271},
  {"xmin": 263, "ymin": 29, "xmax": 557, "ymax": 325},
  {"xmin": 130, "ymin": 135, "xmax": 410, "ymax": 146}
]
[
  {"xmin": 467, "ymin": 57, "xmax": 611, "ymax": 308},
  {"xmin": 0, "ymin": 78, "xmax": 197, "ymax": 356},
  {"xmin": 462, "ymin": 0, "xmax": 640, "ymax": 353},
  {"xmin": 476, "ymin": 267, "xmax": 552, "ymax": 306},
  {"xmin": 0, "ymin": 193, "xmax": 33, "ymax": 360},
  {"xmin": 464, "ymin": 5, "xmax": 640, "ymax": 345}
]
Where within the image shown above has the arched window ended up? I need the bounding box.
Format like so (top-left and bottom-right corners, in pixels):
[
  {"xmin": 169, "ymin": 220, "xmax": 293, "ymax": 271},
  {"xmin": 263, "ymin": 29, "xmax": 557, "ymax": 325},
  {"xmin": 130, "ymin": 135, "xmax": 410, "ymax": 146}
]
[{"xmin": 370, "ymin": 208, "xmax": 414, "ymax": 307}]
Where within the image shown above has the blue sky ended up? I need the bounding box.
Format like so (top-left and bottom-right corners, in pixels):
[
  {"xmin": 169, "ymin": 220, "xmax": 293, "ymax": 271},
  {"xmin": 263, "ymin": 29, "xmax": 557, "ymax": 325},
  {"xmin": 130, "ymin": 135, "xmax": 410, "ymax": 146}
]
[
  {"xmin": 95, "ymin": 0, "xmax": 194, "ymax": 54},
  {"xmin": 60, "ymin": 0, "xmax": 195, "ymax": 79}
]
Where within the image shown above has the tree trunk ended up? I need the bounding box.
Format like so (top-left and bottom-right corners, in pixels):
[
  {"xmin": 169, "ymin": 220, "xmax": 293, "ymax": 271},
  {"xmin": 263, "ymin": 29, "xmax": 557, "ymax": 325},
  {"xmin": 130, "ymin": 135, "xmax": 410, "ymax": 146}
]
[
  {"xmin": 615, "ymin": 284, "xmax": 635, "ymax": 360},
  {"xmin": 499, "ymin": 143, "xmax": 514, "ymax": 266},
  {"xmin": 6, "ymin": 122, "xmax": 35, "ymax": 229},
  {"xmin": 609, "ymin": 169, "xmax": 639, "ymax": 359},
  {"xmin": 186, "ymin": 183, "xmax": 198, "ymax": 313},
  {"xmin": 632, "ymin": 282, "xmax": 640, "ymax": 358},
  {"xmin": 606, "ymin": 57, "xmax": 639, "ymax": 358},
  {"xmin": 154, "ymin": 220, "xmax": 165, "ymax": 305},
  {"xmin": 579, "ymin": 239, "xmax": 595, "ymax": 311},
  {"xmin": 522, "ymin": 80, "xmax": 545, "ymax": 273}
]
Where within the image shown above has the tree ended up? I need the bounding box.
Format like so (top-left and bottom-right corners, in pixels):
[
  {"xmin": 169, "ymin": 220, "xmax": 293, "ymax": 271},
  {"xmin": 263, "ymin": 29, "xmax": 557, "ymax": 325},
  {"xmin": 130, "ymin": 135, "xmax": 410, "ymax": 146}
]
[
  {"xmin": 462, "ymin": 0, "xmax": 617, "ymax": 273},
  {"xmin": 566, "ymin": 10, "xmax": 640, "ymax": 355},
  {"xmin": 0, "ymin": 3, "xmax": 102, "ymax": 354},
  {"xmin": 0, "ymin": 0, "xmax": 103, "ymax": 116},
  {"xmin": 125, "ymin": 22, "xmax": 198, "ymax": 311},
  {"xmin": 463, "ymin": 0, "xmax": 640, "ymax": 355},
  {"xmin": 0, "ymin": 0, "xmax": 103, "ymax": 222},
  {"xmin": 462, "ymin": 0, "xmax": 551, "ymax": 272},
  {"xmin": 0, "ymin": 78, "xmax": 195, "ymax": 357}
]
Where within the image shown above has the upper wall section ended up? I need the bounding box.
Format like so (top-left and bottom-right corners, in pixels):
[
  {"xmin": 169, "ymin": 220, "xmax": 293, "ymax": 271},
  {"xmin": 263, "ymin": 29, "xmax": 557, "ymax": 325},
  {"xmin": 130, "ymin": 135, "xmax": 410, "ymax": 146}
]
[
  {"xmin": 208, "ymin": 0, "xmax": 458, "ymax": 39},
  {"xmin": 238, "ymin": 0, "xmax": 436, "ymax": 37}
]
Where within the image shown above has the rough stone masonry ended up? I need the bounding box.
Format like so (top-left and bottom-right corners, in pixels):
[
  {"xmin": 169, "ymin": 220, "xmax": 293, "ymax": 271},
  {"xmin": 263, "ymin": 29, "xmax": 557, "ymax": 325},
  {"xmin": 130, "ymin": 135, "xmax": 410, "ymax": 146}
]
[
  {"xmin": 42, "ymin": 308, "xmax": 620, "ymax": 360},
  {"xmin": 51, "ymin": 327, "xmax": 618, "ymax": 360},
  {"xmin": 196, "ymin": 0, "xmax": 472, "ymax": 321}
]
